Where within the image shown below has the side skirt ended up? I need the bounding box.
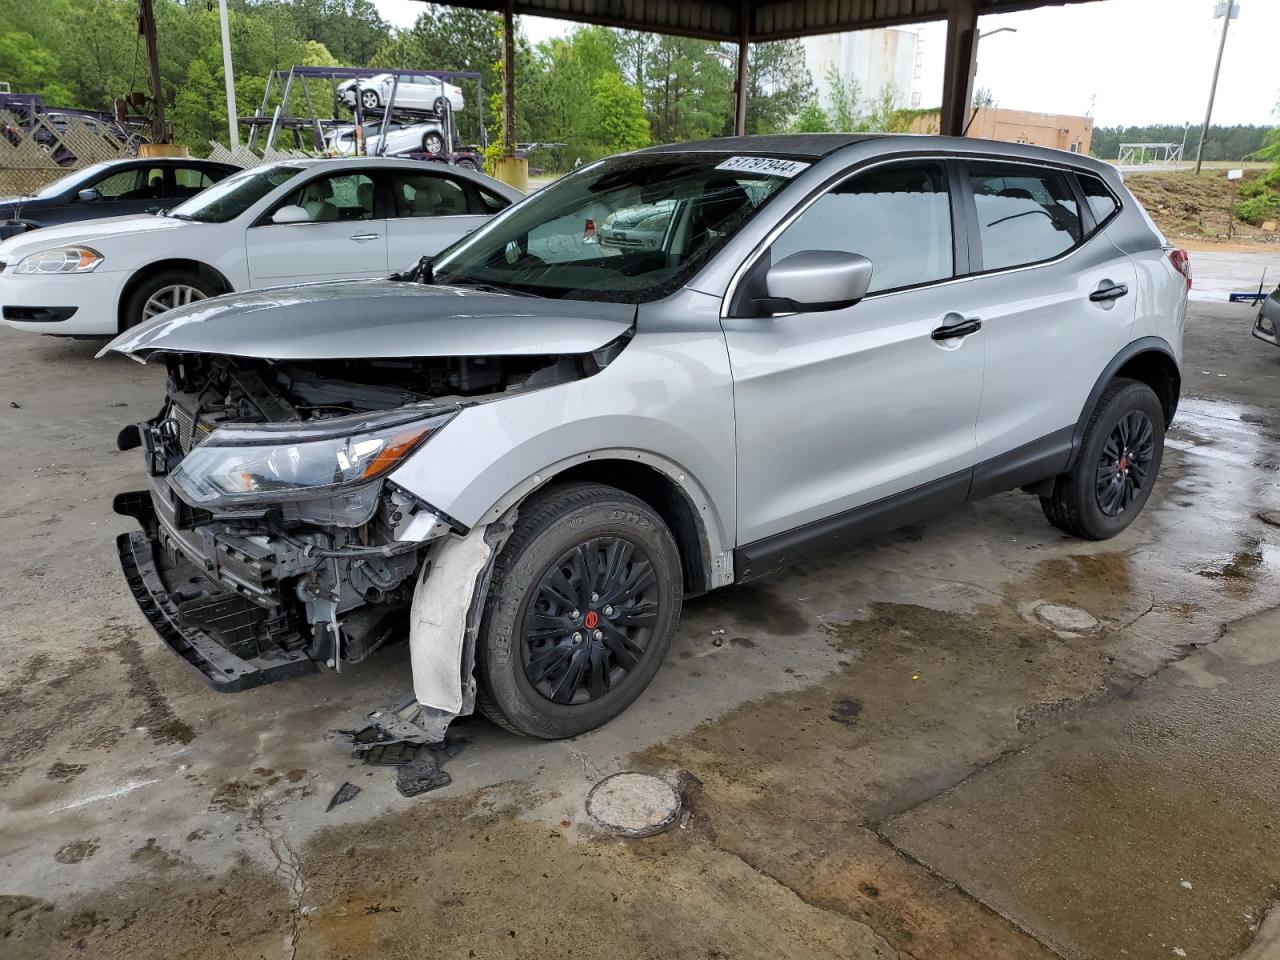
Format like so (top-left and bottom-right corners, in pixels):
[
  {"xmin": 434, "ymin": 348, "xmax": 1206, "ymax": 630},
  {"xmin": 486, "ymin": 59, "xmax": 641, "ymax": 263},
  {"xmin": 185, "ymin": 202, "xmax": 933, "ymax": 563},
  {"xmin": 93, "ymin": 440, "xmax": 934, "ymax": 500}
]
[{"xmin": 732, "ymin": 428, "xmax": 1074, "ymax": 584}]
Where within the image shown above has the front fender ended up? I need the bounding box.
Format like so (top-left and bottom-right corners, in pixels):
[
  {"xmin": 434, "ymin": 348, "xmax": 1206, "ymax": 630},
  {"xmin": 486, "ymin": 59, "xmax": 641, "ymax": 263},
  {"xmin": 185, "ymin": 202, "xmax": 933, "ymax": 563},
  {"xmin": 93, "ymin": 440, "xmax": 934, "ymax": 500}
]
[{"xmin": 387, "ymin": 323, "xmax": 737, "ymax": 583}]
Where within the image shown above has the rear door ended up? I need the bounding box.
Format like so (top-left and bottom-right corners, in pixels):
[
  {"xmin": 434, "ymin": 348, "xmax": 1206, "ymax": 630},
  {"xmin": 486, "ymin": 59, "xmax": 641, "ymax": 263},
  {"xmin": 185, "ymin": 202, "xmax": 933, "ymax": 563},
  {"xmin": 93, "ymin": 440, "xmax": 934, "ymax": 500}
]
[
  {"xmin": 952, "ymin": 159, "xmax": 1138, "ymax": 494},
  {"xmin": 245, "ymin": 169, "xmax": 387, "ymax": 286},
  {"xmin": 383, "ymin": 169, "xmax": 490, "ymax": 272},
  {"xmin": 722, "ymin": 158, "xmax": 986, "ymax": 547}
]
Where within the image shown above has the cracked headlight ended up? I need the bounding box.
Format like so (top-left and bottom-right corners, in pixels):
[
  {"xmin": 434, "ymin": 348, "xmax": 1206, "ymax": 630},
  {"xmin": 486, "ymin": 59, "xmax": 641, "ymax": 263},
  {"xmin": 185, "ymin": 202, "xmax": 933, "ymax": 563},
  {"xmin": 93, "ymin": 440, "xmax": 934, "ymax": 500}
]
[
  {"xmin": 13, "ymin": 245, "xmax": 103, "ymax": 274},
  {"xmin": 168, "ymin": 407, "xmax": 456, "ymax": 507}
]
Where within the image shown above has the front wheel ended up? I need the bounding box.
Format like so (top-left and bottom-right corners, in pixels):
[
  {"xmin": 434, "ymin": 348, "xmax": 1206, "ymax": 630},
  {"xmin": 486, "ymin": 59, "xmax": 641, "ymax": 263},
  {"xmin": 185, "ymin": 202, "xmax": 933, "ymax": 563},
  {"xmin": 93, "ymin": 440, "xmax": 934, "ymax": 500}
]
[
  {"xmin": 122, "ymin": 270, "xmax": 217, "ymax": 331},
  {"xmin": 1041, "ymin": 378, "xmax": 1165, "ymax": 539},
  {"xmin": 360, "ymin": 89, "xmax": 381, "ymax": 111},
  {"xmin": 423, "ymin": 131, "xmax": 445, "ymax": 154},
  {"xmin": 475, "ymin": 483, "xmax": 683, "ymax": 739}
]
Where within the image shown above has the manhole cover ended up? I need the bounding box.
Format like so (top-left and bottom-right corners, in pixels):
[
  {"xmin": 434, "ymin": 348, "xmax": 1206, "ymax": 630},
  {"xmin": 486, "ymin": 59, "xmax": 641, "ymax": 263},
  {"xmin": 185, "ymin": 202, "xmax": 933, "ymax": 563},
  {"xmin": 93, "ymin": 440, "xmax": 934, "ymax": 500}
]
[
  {"xmin": 586, "ymin": 772, "xmax": 681, "ymax": 838},
  {"xmin": 1029, "ymin": 601, "xmax": 1100, "ymax": 635}
]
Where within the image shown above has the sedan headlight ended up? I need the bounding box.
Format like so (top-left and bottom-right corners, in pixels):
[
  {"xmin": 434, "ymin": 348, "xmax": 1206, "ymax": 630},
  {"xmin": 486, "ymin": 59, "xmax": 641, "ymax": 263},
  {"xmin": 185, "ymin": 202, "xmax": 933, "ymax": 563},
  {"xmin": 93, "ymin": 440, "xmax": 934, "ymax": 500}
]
[
  {"xmin": 168, "ymin": 407, "xmax": 456, "ymax": 507},
  {"xmin": 12, "ymin": 245, "xmax": 103, "ymax": 275}
]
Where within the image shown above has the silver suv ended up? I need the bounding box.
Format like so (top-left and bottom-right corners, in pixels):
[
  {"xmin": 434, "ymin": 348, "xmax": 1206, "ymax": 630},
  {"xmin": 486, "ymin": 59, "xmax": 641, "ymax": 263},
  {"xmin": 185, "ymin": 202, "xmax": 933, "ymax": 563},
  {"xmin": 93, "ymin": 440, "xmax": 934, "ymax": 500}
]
[{"xmin": 106, "ymin": 135, "xmax": 1190, "ymax": 743}]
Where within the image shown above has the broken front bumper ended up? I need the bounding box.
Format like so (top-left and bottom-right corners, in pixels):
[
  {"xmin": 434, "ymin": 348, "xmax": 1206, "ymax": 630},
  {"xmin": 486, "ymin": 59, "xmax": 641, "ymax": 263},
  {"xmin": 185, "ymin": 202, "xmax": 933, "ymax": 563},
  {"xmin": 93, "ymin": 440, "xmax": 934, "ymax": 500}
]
[{"xmin": 114, "ymin": 491, "xmax": 316, "ymax": 692}]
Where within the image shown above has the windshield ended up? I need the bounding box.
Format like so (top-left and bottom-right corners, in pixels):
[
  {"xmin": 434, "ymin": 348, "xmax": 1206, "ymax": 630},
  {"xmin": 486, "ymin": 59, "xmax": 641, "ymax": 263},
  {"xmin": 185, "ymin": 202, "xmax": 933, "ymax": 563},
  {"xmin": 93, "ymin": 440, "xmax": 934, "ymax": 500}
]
[
  {"xmin": 432, "ymin": 153, "xmax": 796, "ymax": 302},
  {"xmin": 31, "ymin": 162, "xmax": 116, "ymax": 199},
  {"xmin": 166, "ymin": 164, "xmax": 304, "ymax": 223}
]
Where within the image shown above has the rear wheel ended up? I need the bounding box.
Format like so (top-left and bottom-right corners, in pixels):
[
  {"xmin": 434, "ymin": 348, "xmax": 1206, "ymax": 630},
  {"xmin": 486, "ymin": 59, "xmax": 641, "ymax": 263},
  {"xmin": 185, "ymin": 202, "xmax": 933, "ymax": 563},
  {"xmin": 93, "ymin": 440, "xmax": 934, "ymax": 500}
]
[
  {"xmin": 475, "ymin": 483, "xmax": 683, "ymax": 739},
  {"xmin": 423, "ymin": 131, "xmax": 445, "ymax": 154},
  {"xmin": 1041, "ymin": 378, "xmax": 1165, "ymax": 539},
  {"xmin": 122, "ymin": 269, "xmax": 217, "ymax": 331}
]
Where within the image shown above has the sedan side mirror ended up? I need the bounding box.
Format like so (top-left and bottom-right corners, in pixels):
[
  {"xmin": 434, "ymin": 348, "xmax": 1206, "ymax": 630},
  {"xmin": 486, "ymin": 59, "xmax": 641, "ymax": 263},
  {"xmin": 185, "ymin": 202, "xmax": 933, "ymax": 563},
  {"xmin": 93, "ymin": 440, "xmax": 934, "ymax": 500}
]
[
  {"xmin": 761, "ymin": 251, "xmax": 874, "ymax": 313},
  {"xmin": 271, "ymin": 204, "xmax": 310, "ymax": 225},
  {"xmin": 77, "ymin": 188, "xmax": 100, "ymax": 203}
]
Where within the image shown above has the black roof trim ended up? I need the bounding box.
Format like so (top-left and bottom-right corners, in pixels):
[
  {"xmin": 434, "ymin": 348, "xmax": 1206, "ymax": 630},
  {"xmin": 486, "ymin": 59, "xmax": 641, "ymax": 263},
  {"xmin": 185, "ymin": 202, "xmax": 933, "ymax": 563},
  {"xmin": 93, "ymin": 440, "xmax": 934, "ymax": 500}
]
[{"xmin": 637, "ymin": 134, "xmax": 883, "ymax": 160}]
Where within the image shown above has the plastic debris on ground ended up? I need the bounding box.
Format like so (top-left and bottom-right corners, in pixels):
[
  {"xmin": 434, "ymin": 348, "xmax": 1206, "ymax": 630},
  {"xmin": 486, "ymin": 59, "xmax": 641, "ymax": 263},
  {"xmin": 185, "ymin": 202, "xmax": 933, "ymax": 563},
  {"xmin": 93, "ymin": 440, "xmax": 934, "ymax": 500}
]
[{"xmin": 326, "ymin": 781, "xmax": 361, "ymax": 811}]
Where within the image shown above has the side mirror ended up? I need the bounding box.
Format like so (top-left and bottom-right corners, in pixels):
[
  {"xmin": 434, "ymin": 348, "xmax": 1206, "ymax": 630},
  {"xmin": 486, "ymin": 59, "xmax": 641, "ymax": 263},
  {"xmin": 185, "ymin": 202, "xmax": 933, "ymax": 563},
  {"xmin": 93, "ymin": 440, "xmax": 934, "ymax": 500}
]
[
  {"xmin": 271, "ymin": 204, "xmax": 310, "ymax": 225},
  {"xmin": 77, "ymin": 188, "xmax": 100, "ymax": 203},
  {"xmin": 761, "ymin": 251, "xmax": 874, "ymax": 313}
]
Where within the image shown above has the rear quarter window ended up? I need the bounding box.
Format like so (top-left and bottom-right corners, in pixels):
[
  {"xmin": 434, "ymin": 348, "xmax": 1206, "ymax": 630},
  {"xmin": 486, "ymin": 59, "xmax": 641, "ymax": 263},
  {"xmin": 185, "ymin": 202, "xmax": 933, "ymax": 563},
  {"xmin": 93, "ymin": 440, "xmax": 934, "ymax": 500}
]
[{"xmin": 1077, "ymin": 172, "xmax": 1120, "ymax": 225}]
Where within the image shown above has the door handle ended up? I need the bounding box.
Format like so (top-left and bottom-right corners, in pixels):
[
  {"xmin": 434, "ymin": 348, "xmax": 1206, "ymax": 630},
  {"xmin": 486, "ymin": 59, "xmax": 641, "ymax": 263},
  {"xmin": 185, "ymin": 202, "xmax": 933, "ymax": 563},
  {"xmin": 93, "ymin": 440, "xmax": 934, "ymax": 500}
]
[
  {"xmin": 931, "ymin": 315, "xmax": 983, "ymax": 341},
  {"xmin": 1089, "ymin": 281, "xmax": 1129, "ymax": 302},
  {"xmin": 349, "ymin": 232, "xmax": 380, "ymax": 242}
]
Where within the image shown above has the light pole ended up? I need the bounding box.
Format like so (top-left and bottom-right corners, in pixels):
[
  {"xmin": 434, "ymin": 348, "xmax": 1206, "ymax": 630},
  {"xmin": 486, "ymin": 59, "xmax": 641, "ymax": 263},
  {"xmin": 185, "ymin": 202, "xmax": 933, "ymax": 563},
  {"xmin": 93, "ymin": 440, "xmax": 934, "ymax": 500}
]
[
  {"xmin": 217, "ymin": 0, "xmax": 238, "ymax": 147},
  {"xmin": 962, "ymin": 27, "xmax": 1016, "ymax": 137},
  {"xmin": 1194, "ymin": 0, "xmax": 1238, "ymax": 175}
]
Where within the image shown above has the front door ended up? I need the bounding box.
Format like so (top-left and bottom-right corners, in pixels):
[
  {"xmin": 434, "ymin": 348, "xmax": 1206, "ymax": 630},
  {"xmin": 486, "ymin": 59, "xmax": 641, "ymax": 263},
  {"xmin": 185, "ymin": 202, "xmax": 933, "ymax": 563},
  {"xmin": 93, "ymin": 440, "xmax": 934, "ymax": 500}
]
[
  {"xmin": 246, "ymin": 170, "xmax": 387, "ymax": 287},
  {"xmin": 722, "ymin": 159, "xmax": 986, "ymax": 547}
]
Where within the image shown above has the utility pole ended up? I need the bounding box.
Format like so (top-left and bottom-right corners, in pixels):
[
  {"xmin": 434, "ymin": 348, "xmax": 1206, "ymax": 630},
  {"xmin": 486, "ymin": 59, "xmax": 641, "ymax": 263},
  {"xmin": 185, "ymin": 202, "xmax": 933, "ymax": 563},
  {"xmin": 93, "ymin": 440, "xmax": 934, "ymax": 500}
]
[
  {"xmin": 217, "ymin": 0, "xmax": 238, "ymax": 147},
  {"xmin": 1194, "ymin": 0, "xmax": 1238, "ymax": 175},
  {"xmin": 138, "ymin": 0, "xmax": 168, "ymax": 143}
]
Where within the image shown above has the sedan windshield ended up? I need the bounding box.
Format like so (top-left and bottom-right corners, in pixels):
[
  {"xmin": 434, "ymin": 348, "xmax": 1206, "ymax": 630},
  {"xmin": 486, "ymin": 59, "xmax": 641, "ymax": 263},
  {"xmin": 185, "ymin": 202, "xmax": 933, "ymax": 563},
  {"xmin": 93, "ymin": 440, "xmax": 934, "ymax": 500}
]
[
  {"xmin": 432, "ymin": 153, "xmax": 796, "ymax": 301},
  {"xmin": 166, "ymin": 164, "xmax": 304, "ymax": 223}
]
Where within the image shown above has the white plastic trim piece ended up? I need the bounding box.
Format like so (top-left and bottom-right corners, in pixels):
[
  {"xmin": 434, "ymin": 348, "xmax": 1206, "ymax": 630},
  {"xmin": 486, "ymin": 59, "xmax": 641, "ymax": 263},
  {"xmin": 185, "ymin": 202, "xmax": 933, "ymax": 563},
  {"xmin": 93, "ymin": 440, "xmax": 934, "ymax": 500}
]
[{"xmin": 408, "ymin": 525, "xmax": 493, "ymax": 713}]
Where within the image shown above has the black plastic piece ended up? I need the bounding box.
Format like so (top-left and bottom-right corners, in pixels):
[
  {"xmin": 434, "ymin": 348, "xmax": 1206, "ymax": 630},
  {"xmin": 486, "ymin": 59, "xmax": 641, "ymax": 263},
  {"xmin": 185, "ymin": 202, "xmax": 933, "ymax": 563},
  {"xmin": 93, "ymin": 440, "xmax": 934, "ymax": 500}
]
[
  {"xmin": 1, "ymin": 305, "xmax": 77, "ymax": 323},
  {"xmin": 395, "ymin": 756, "xmax": 451, "ymax": 797},
  {"xmin": 116, "ymin": 529, "xmax": 315, "ymax": 692}
]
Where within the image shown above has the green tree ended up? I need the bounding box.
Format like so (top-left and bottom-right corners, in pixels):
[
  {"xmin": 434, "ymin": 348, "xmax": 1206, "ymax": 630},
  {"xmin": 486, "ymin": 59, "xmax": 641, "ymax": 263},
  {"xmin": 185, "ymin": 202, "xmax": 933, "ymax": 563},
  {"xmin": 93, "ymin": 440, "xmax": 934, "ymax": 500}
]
[
  {"xmin": 792, "ymin": 103, "xmax": 831, "ymax": 133},
  {"xmin": 745, "ymin": 40, "xmax": 814, "ymax": 135},
  {"xmin": 589, "ymin": 73, "xmax": 649, "ymax": 153}
]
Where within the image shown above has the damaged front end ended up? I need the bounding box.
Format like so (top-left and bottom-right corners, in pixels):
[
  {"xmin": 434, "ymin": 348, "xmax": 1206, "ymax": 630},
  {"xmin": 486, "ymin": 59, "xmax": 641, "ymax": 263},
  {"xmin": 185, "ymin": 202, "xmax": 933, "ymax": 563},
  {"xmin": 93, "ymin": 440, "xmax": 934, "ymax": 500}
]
[{"xmin": 112, "ymin": 346, "xmax": 604, "ymax": 709}]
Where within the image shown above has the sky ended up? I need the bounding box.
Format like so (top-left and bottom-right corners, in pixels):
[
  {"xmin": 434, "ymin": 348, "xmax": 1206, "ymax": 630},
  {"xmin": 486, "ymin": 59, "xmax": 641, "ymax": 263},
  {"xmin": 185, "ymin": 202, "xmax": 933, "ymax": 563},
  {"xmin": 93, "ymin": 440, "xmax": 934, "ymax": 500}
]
[{"xmin": 372, "ymin": 0, "xmax": 1278, "ymax": 127}]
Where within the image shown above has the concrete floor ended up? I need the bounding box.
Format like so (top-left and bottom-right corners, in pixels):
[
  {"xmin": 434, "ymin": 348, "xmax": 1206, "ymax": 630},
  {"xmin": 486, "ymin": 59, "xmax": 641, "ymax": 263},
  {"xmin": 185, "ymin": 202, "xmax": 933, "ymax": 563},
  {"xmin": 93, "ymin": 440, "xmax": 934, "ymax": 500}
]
[{"xmin": 0, "ymin": 290, "xmax": 1278, "ymax": 960}]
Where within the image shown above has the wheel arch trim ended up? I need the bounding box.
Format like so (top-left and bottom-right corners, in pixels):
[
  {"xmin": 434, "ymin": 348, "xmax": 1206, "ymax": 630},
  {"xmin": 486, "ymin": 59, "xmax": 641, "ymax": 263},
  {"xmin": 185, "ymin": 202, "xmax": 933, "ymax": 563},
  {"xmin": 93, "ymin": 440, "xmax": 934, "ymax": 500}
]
[
  {"xmin": 473, "ymin": 449, "xmax": 733, "ymax": 594},
  {"xmin": 117, "ymin": 258, "xmax": 234, "ymax": 330},
  {"xmin": 1070, "ymin": 337, "xmax": 1180, "ymax": 467}
]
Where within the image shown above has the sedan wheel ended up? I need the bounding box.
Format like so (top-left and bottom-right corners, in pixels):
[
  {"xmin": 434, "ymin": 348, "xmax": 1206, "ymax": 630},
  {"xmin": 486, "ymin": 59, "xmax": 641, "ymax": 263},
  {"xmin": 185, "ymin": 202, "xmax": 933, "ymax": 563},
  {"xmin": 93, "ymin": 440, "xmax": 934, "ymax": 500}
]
[
  {"xmin": 360, "ymin": 89, "xmax": 380, "ymax": 111},
  {"xmin": 423, "ymin": 132, "xmax": 445, "ymax": 154},
  {"xmin": 142, "ymin": 284, "xmax": 207, "ymax": 322}
]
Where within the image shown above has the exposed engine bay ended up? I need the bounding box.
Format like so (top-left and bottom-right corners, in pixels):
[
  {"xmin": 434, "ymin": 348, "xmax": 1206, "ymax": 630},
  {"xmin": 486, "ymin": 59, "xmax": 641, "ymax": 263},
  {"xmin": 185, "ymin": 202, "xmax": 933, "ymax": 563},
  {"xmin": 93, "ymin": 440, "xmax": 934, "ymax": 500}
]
[{"xmin": 114, "ymin": 341, "xmax": 625, "ymax": 697}]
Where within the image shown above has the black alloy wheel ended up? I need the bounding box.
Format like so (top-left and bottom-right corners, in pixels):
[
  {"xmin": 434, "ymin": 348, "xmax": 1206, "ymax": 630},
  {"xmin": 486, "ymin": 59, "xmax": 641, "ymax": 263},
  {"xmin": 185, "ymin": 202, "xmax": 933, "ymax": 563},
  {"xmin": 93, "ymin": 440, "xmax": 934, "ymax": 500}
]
[
  {"xmin": 520, "ymin": 537, "xmax": 658, "ymax": 705},
  {"xmin": 1095, "ymin": 410, "xmax": 1155, "ymax": 517},
  {"xmin": 474, "ymin": 482, "xmax": 682, "ymax": 739}
]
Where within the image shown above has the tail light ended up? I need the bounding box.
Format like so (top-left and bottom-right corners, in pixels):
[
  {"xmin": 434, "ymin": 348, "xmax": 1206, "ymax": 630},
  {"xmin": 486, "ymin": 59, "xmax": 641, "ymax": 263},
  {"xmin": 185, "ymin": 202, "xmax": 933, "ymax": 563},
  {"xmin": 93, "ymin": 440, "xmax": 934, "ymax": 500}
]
[
  {"xmin": 583, "ymin": 219, "xmax": 596, "ymax": 242},
  {"xmin": 1168, "ymin": 248, "xmax": 1191, "ymax": 289}
]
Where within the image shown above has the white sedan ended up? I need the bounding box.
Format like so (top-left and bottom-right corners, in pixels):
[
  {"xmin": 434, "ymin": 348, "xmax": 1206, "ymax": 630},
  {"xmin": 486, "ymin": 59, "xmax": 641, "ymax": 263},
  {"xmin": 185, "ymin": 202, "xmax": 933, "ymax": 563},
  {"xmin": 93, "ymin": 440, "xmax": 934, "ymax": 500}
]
[
  {"xmin": 325, "ymin": 121, "xmax": 450, "ymax": 158},
  {"xmin": 0, "ymin": 157, "xmax": 521, "ymax": 336},
  {"xmin": 338, "ymin": 74, "xmax": 465, "ymax": 115}
]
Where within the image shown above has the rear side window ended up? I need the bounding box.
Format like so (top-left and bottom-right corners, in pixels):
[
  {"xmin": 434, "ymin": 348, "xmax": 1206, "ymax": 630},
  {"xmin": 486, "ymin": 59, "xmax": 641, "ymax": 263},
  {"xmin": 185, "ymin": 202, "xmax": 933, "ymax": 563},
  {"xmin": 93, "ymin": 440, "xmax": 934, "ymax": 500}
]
[
  {"xmin": 1077, "ymin": 173, "xmax": 1119, "ymax": 225},
  {"xmin": 477, "ymin": 187, "xmax": 510, "ymax": 213},
  {"xmin": 968, "ymin": 162, "xmax": 1082, "ymax": 272},
  {"xmin": 771, "ymin": 160, "xmax": 953, "ymax": 294},
  {"xmin": 389, "ymin": 172, "xmax": 470, "ymax": 217}
]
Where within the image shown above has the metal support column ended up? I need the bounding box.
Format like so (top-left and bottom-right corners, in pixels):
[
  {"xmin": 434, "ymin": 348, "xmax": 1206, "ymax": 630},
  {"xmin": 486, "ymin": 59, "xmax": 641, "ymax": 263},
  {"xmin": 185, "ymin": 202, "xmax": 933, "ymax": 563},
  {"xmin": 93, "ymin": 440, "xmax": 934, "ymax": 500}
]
[
  {"xmin": 502, "ymin": 0, "xmax": 516, "ymax": 155},
  {"xmin": 940, "ymin": 0, "xmax": 978, "ymax": 138},
  {"xmin": 733, "ymin": 0, "xmax": 751, "ymax": 137},
  {"xmin": 216, "ymin": 0, "xmax": 238, "ymax": 147}
]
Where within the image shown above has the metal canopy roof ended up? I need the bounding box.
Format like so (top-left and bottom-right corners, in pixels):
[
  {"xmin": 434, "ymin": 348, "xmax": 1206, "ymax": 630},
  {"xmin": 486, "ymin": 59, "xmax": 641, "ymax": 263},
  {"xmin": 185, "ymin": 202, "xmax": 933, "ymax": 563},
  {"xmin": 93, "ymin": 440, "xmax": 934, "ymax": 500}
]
[{"xmin": 429, "ymin": 0, "xmax": 1100, "ymax": 42}]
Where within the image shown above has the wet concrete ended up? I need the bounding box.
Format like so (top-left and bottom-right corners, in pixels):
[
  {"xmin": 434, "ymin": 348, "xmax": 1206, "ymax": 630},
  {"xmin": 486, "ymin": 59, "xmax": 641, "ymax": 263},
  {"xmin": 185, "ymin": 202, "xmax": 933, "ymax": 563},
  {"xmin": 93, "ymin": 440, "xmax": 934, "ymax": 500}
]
[{"xmin": 0, "ymin": 298, "xmax": 1277, "ymax": 959}]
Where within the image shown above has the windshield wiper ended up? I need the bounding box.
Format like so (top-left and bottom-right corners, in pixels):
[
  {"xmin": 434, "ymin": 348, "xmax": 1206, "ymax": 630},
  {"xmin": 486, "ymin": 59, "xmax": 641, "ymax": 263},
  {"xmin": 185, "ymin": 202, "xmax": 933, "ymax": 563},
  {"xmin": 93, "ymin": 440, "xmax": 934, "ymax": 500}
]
[{"xmin": 165, "ymin": 211, "xmax": 198, "ymax": 221}]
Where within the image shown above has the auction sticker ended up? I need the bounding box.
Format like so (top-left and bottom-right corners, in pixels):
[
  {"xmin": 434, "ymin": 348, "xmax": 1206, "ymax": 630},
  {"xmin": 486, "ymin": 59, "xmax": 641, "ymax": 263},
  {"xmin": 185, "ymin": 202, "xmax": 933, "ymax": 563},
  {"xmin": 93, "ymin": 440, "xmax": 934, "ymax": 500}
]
[{"xmin": 715, "ymin": 156, "xmax": 810, "ymax": 178}]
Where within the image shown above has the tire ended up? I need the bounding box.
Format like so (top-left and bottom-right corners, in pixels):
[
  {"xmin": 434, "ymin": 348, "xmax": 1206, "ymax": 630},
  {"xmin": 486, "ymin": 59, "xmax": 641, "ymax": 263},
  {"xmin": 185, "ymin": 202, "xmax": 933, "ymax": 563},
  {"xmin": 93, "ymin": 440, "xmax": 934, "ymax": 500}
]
[
  {"xmin": 360, "ymin": 89, "xmax": 381, "ymax": 111},
  {"xmin": 475, "ymin": 482, "xmax": 683, "ymax": 740},
  {"xmin": 433, "ymin": 96, "xmax": 449, "ymax": 116},
  {"xmin": 1041, "ymin": 378, "xmax": 1165, "ymax": 540},
  {"xmin": 121, "ymin": 269, "xmax": 218, "ymax": 332},
  {"xmin": 423, "ymin": 132, "xmax": 445, "ymax": 154},
  {"xmin": 455, "ymin": 157, "xmax": 478, "ymax": 171}
]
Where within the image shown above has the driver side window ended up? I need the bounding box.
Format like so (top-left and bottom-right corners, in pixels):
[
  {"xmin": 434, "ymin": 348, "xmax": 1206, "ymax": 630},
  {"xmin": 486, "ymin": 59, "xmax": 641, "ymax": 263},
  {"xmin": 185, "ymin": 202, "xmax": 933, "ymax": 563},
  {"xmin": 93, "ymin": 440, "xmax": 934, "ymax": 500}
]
[
  {"xmin": 770, "ymin": 160, "xmax": 953, "ymax": 294},
  {"xmin": 967, "ymin": 162, "xmax": 1082, "ymax": 272}
]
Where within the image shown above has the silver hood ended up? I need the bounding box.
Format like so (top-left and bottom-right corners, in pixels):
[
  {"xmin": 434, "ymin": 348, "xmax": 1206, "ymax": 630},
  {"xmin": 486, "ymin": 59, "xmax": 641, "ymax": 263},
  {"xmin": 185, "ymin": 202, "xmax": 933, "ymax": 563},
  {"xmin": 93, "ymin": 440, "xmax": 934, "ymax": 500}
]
[{"xmin": 100, "ymin": 279, "xmax": 637, "ymax": 361}]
